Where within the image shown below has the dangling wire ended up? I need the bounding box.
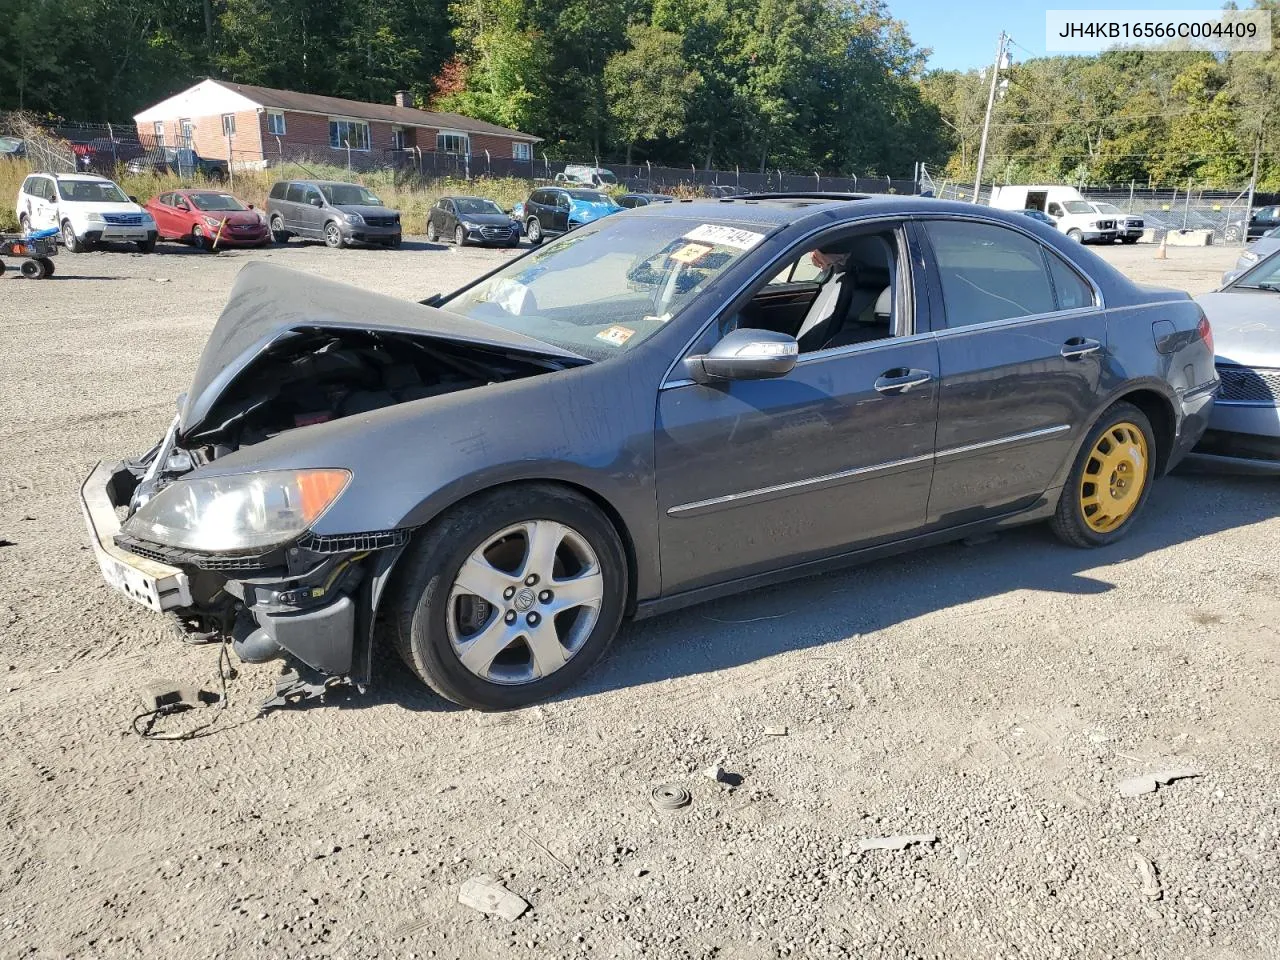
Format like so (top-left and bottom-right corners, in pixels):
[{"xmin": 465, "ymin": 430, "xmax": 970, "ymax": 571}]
[{"xmin": 131, "ymin": 640, "xmax": 236, "ymax": 741}]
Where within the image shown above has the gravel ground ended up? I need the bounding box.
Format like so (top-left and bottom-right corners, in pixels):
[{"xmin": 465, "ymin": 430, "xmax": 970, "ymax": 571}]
[{"xmin": 1, "ymin": 236, "xmax": 1278, "ymax": 960}]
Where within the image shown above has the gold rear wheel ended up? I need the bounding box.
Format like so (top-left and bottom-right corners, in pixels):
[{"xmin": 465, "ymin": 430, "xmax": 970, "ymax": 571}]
[{"xmin": 1078, "ymin": 421, "xmax": 1149, "ymax": 533}]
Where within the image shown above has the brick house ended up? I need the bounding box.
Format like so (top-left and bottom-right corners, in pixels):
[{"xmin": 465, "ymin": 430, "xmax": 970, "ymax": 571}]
[{"xmin": 132, "ymin": 79, "xmax": 540, "ymax": 172}]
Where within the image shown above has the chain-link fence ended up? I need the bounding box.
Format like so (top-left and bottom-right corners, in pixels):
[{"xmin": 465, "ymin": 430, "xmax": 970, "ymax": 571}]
[
  {"xmin": 920, "ymin": 165, "xmax": 1276, "ymax": 245},
  {"xmin": 3, "ymin": 112, "xmax": 923, "ymax": 198}
]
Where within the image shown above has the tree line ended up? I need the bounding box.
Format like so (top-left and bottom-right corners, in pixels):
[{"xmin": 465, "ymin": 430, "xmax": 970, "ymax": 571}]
[
  {"xmin": 2, "ymin": 0, "xmax": 1277, "ymax": 187},
  {"xmin": 0, "ymin": 0, "xmax": 946, "ymax": 176},
  {"xmin": 921, "ymin": 3, "xmax": 1280, "ymax": 191}
]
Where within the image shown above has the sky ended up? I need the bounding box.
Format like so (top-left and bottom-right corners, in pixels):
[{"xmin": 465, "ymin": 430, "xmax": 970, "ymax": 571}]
[{"xmin": 890, "ymin": 0, "xmax": 1246, "ymax": 71}]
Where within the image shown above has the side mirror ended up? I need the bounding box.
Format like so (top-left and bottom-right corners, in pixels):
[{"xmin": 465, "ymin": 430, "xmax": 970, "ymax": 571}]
[
  {"xmin": 176, "ymin": 201, "xmax": 189, "ymax": 211},
  {"xmin": 128, "ymin": 195, "xmax": 138, "ymax": 203},
  {"xmin": 309, "ymin": 197, "xmax": 324, "ymax": 207},
  {"xmin": 685, "ymin": 329, "xmax": 798, "ymax": 383}
]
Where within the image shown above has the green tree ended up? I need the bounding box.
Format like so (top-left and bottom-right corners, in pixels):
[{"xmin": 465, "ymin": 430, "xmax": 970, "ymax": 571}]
[{"xmin": 604, "ymin": 25, "xmax": 701, "ymax": 162}]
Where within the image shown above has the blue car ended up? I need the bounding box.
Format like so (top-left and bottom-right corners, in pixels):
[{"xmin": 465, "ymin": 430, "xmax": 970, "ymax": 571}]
[{"xmin": 521, "ymin": 186, "xmax": 622, "ymax": 245}]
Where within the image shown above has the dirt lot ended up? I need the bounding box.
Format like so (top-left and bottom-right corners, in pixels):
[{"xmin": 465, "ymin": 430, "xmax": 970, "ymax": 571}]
[{"xmin": 1, "ymin": 236, "xmax": 1278, "ymax": 960}]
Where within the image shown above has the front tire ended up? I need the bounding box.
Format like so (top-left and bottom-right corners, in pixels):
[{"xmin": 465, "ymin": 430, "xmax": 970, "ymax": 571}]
[
  {"xmin": 192, "ymin": 224, "xmax": 211, "ymax": 251},
  {"xmin": 388, "ymin": 484, "xmax": 628, "ymax": 710},
  {"xmin": 270, "ymin": 215, "xmax": 290, "ymax": 244},
  {"xmin": 1066, "ymin": 228, "xmax": 1083, "ymax": 243},
  {"xmin": 1050, "ymin": 402, "xmax": 1157, "ymax": 548},
  {"xmin": 61, "ymin": 221, "xmax": 85, "ymax": 253},
  {"xmin": 37, "ymin": 257, "xmax": 55, "ymax": 277},
  {"xmin": 455, "ymin": 224, "xmax": 467, "ymax": 246},
  {"xmin": 1120, "ymin": 237, "xmax": 1138, "ymax": 245},
  {"xmin": 526, "ymin": 217, "xmax": 543, "ymax": 245},
  {"xmin": 324, "ymin": 221, "xmax": 344, "ymax": 248},
  {"xmin": 135, "ymin": 237, "xmax": 156, "ymax": 254}
]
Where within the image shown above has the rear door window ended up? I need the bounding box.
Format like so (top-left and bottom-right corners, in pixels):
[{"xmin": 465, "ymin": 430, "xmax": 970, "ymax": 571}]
[
  {"xmin": 923, "ymin": 220, "xmax": 1058, "ymax": 327},
  {"xmin": 285, "ymin": 183, "xmax": 306, "ymax": 203},
  {"xmin": 269, "ymin": 182, "xmax": 288, "ymax": 200}
]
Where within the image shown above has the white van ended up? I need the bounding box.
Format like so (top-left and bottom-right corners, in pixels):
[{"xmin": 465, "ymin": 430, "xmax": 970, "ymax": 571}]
[
  {"xmin": 16, "ymin": 172, "xmax": 157, "ymax": 253},
  {"xmin": 989, "ymin": 185, "xmax": 1118, "ymax": 244}
]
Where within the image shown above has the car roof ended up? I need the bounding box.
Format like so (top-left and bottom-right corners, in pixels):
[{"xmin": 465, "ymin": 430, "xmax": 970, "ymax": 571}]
[
  {"xmin": 622, "ymin": 193, "xmax": 1078, "ymax": 232},
  {"xmin": 281, "ymin": 179, "xmax": 361, "ymax": 186},
  {"xmin": 39, "ymin": 173, "xmax": 111, "ymax": 183},
  {"xmin": 443, "ymin": 195, "xmax": 496, "ymax": 201}
]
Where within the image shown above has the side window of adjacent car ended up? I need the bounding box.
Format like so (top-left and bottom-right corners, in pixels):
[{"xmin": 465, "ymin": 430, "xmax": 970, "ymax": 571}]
[{"xmin": 923, "ymin": 220, "xmax": 1058, "ymax": 327}]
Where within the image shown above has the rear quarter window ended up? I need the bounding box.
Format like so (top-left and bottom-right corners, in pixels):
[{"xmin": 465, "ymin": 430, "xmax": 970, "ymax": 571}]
[{"xmin": 924, "ymin": 220, "xmax": 1057, "ymax": 327}]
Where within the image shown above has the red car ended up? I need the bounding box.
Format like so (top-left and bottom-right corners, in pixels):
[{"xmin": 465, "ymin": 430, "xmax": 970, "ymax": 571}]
[{"xmin": 146, "ymin": 189, "xmax": 271, "ymax": 250}]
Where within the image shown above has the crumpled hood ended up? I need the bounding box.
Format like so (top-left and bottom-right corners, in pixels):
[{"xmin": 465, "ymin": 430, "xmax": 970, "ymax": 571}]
[
  {"xmin": 569, "ymin": 199, "xmax": 620, "ymax": 223},
  {"xmin": 179, "ymin": 262, "xmax": 583, "ymax": 438},
  {"xmin": 1195, "ymin": 291, "xmax": 1280, "ymax": 368}
]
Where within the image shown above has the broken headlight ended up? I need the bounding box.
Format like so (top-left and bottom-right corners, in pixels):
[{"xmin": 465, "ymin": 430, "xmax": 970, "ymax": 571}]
[{"xmin": 122, "ymin": 469, "xmax": 351, "ymax": 553}]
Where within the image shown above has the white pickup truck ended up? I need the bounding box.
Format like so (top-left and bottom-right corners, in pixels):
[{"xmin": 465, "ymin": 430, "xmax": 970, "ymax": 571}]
[{"xmin": 989, "ymin": 185, "xmax": 1118, "ymax": 244}]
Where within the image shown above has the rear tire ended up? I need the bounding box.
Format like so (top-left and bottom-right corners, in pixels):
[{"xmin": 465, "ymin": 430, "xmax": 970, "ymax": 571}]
[
  {"xmin": 1050, "ymin": 402, "xmax": 1157, "ymax": 548},
  {"xmin": 526, "ymin": 217, "xmax": 543, "ymax": 245},
  {"xmin": 18, "ymin": 214, "xmax": 30, "ymax": 234},
  {"xmin": 1120, "ymin": 237, "xmax": 1138, "ymax": 245},
  {"xmin": 388, "ymin": 484, "xmax": 628, "ymax": 710},
  {"xmin": 38, "ymin": 257, "xmax": 54, "ymax": 277},
  {"xmin": 20, "ymin": 258, "xmax": 47, "ymax": 279},
  {"xmin": 426, "ymin": 220, "xmax": 438, "ymax": 243}
]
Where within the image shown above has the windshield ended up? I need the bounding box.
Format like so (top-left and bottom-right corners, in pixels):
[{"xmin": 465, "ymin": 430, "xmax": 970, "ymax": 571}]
[
  {"xmin": 320, "ymin": 184, "xmax": 382, "ymax": 206},
  {"xmin": 1232, "ymin": 251, "xmax": 1280, "ymax": 290},
  {"xmin": 566, "ymin": 190, "xmax": 614, "ymax": 205},
  {"xmin": 596, "ymin": 171, "xmax": 617, "ymax": 184},
  {"xmin": 1095, "ymin": 202, "xmax": 1123, "ymax": 214},
  {"xmin": 58, "ymin": 179, "xmax": 129, "ymax": 203},
  {"xmin": 1062, "ymin": 201, "xmax": 1093, "ymax": 214},
  {"xmin": 455, "ymin": 198, "xmax": 504, "ymax": 216},
  {"xmin": 444, "ymin": 217, "xmax": 766, "ymax": 360},
  {"xmin": 190, "ymin": 193, "xmax": 248, "ymax": 212}
]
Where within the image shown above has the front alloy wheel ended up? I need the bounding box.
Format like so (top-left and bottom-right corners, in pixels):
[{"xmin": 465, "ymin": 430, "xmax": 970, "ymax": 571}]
[
  {"xmin": 389, "ymin": 484, "xmax": 627, "ymax": 709},
  {"xmin": 455, "ymin": 224, "xmax": 467, "ymax": 246},
  {"xmin": 324, "ymin": 221, "xmax": 343, "ymax": 248},
  {"xmin": 61, "ymin": 221, "xmax": 83, "ymax": 253},
  {"xmin": 1051, "ymin": 402, "xmax": 1156, "ymax": 547}
]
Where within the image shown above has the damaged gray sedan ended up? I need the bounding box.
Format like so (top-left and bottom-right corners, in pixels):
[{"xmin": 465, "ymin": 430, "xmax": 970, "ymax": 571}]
[{"xmin": 82, "ymin": 196, "xmax": 1216, "ymax": 709}]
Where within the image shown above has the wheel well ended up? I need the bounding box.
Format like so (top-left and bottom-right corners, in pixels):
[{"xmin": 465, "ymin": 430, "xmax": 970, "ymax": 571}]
[
  {"xmin": 408, "ymin": 479, "xmax": 640, "ymax": 614},
  {"xmin": 1114, "ymin": 388, "xmax": 1176, "ymax": 475}
]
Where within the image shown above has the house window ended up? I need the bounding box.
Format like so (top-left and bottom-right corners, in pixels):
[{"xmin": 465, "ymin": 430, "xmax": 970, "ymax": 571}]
[
  {"xmin": 437, "ymin": 132, "xmax": 469, "ymax": 155},
  {"xmin": 512, "ymin": 141, "xmax": 531, "ymax": 161},
  {"xmin": 152, "ymin": 121, "xmax": 165, "ymax": 147},
  {"xmin": 266, "ymin": 111, "xmax": 286, "ymax": 136},
  {"xmin": 390, "ymin": 126, "xmax": 406, "ymax": 150},
  {"xmin": 179, "ymin": 119, "xmax": 193, "ymax": 146},
  {"xmin": 221, "ymin": 113, "xmax": 236, "ymax": 136},
  {"xmin": 329, "ymin": 118, "xmax": 371, "ymax": 151}
]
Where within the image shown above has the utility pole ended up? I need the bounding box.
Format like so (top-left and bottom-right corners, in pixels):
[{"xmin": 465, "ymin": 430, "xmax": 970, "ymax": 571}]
[
  {"xmin": 972, "ymin": 31, "xmax": 1009, "ymax": 204},
  {"xmin": 1244, "ymin": 125, "xmax": 1262, "ymax": 246}
]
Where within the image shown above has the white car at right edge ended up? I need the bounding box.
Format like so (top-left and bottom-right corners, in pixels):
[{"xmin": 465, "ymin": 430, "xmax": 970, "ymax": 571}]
[{"xmin": 16, "ymin": 172, "xmax": 158, "ymax": 253}]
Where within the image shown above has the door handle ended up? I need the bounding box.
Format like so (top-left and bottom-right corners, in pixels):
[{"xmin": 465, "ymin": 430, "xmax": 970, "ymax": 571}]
[
  {"xmin": 874, "ymin": 368, "xmax": 933, "ymax": 394},
  {"xmin": 1061, "ymin": 337, "xmax": 1102, "ymax": 359}
]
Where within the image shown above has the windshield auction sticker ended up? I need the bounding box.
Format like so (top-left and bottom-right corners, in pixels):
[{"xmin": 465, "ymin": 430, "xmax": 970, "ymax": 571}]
[
  {"xmin": 1046, "ymin": 9, "xmax": 1271, "ymax": 52},
  {"xmin": 595, "ymin": 325, "xmax": 636, "ymax": 347},
  {"xmin": 684, "ymin": 224, "xmax": 765, "ymax": 250}
]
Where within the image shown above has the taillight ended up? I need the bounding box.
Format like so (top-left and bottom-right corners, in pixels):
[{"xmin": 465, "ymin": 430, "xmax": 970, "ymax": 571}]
[{"xmin": 1197, "ymin": 312, "xmax": 1214, "ymax": 354}]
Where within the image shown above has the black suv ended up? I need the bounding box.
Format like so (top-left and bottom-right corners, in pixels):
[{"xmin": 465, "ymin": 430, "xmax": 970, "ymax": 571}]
[{"xmin": 267, "ymin": 179, "xmax": 402, "ymax": 248}]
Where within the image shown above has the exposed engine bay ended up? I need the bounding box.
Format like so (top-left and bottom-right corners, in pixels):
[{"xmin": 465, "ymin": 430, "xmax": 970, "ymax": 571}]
[{"xmin": 186, "ymin": 328, "xmax": 570, "ymax": 453}]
